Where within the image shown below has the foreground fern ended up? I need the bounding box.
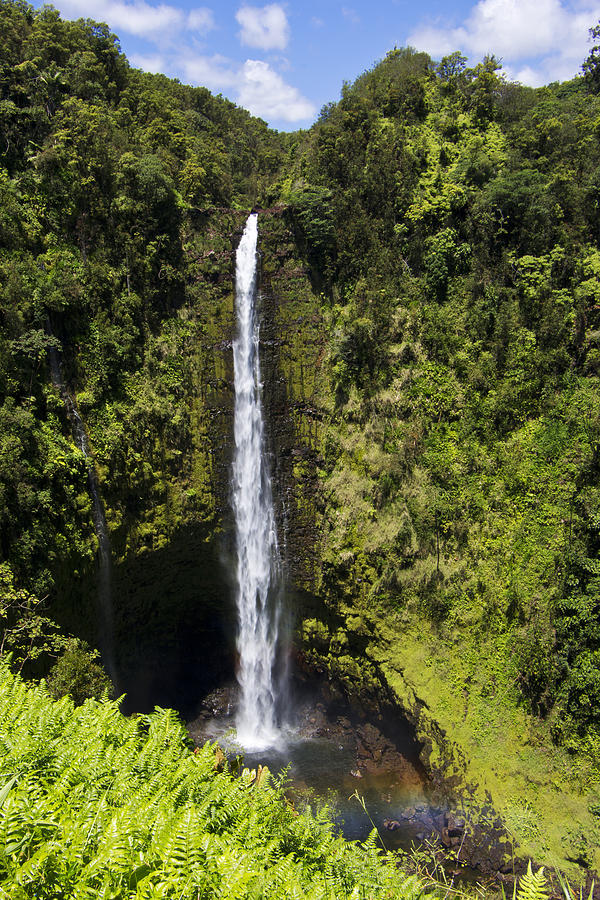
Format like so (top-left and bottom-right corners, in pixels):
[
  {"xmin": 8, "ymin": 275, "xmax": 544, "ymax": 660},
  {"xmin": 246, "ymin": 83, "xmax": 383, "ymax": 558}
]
[
  {"xmin": 0, "ymin": 666, "xmax": 427, "ymax": 898},
  {"xmin": 516, "ymin": 864, "xmax": 549, "ymax": 900}
]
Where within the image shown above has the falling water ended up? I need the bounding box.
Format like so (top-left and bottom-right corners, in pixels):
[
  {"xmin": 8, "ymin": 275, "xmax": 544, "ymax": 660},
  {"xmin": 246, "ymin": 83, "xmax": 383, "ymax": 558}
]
[
  {"xmin": 48, "ymin": 346, "xmax": 117, "ymax": 685},
  {"xmin": 232, "ymin": 213, "xmax": 282, "ymax": 750}
]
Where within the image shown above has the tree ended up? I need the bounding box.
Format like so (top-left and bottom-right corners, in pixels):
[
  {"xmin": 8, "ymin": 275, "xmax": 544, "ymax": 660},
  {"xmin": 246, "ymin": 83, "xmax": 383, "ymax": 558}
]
[
  {"xmin": 436, "ymin": 51, "xmax": 468, "ymax": 83},
  {"xmin": 583, "ymin": 21, "xmax": 600, "ymax": 91},
  {"xmin": 46, "ymin": 638, "xmax": 113, "ymax": 704},
  {"xmin": 0, "ymin": 563, "xmax": 66, "ymax": 673}
]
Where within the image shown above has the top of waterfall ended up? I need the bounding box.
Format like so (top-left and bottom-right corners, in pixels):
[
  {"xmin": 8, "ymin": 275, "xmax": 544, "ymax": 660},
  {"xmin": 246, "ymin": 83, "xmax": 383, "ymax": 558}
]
[{"xmin": 235, "ymin": 214, "xmax": 259, "ymax": 300}]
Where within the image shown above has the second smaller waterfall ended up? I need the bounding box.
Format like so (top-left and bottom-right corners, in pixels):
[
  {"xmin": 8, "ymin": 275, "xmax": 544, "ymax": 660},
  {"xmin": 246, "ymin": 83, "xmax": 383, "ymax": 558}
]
[
  {"xmin": 232, "ymin": 213, "xmax": 283, "ymax": 750},
  {"xmin": 48, "ymin": 346, "xmax": 117, "ymax": 686}
]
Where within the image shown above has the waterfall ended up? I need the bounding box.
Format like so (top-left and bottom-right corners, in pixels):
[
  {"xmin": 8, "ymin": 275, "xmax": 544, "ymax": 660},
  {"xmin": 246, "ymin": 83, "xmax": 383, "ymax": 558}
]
[
  {"xmin": 232, "ymin": 213, "xmax": 283, "ymax": 750},
  {"xmin": 48, "ymin": 347, "xmax": 117, "ymax": 685}
]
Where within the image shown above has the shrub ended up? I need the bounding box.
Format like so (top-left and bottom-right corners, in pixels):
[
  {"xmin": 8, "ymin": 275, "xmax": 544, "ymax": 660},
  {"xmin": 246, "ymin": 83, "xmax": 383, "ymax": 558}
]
[
  {"xmin": 46, "ymin": 637, "xmax": 113, "ymax": 704},
  {"xmin": 0, "ymin": 664, "xmax": 428, "ymax": 899}
]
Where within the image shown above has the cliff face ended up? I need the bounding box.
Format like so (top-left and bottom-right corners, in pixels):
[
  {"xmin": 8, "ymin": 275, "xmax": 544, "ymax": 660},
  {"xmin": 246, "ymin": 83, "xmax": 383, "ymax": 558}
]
[
  {"xmin": 53, "ymin": 208, "xmax": 246, "ymax": 713},
  {"xmin": 240, "ymin": 213, "xmax": 600, "ymax": 876},
  {"xmin": 255, "ymin": 214, "xmax": 462, "ymax": 789},
  {"xmin": 257, "ymin": 209, "xmax": 326, "ymax": 593},
  {"xmin": 67, "ymin": 207, "xmax": 325, "ymax": 715},
  {"xmin": 72, "ymin": 205, "xmax": 393, "ymax": 723},
  {"xmin": 42, "ymin": 207, "xmax": 600, "ymax": 874}
]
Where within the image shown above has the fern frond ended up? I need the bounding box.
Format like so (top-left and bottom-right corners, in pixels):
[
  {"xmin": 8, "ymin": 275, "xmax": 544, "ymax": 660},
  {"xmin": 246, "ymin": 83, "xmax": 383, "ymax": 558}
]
[
  {"xmin": 518, "ymin": 862, "xmax": 550, "ymax": 900},
  {"xmin": 0, "ymin": 663, "xmax": 431, "ymax": 899}
]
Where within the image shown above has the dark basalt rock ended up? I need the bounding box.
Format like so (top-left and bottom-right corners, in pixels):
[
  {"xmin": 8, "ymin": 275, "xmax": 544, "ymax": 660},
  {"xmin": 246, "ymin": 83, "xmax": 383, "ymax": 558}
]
[{"xmin": 198, "ymin": 684, "xmax": 237, "ymax": 718}]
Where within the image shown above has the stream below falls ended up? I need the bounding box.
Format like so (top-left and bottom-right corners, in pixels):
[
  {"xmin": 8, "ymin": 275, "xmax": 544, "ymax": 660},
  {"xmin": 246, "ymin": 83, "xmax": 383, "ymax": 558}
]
[{"xmin": 188, "ymin": 687, "xmax": 470, "ymax": 861}]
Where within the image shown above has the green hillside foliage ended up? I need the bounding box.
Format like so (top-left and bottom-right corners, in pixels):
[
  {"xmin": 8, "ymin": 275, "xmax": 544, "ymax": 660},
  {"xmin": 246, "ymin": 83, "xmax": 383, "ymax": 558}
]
[
  {"xmin": 0, "ymin": 0, "xmax": 286, "ymax": 625},
  {"xmin": 0, "ymin": 664, "xmax": 427, "ymax": 898},
  {"xmin": 2, "ymin": 0, "xmax": 600, "ymax": 874},
  {"xmin": 282, "ymin": 46, "xmax": 600, "ymax": 758}
]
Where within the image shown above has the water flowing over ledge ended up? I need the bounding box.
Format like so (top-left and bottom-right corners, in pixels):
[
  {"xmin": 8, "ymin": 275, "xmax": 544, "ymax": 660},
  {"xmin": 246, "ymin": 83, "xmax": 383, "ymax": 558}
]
[{"xmin": 232, "ymin": 213, "xmax": 284, "ymax": 750}]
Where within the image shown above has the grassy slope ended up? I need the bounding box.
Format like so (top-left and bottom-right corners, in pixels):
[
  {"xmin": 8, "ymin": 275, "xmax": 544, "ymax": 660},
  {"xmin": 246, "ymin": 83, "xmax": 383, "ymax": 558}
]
[
  {"xmin": 315, "ymin": 385, "xmax": 600, "ymax": 873},
  {"xmin": 374, "ymin": 622, "xmax": 599, "ymax": 873}
]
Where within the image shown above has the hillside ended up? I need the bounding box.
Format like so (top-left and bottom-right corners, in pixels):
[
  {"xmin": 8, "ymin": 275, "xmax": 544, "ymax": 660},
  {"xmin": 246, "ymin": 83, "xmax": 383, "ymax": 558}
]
[
  {"xmin": 1, "ymin": 0, "xmax": 600, "ymax": 880},
  {"xmin": 277, "ymin": 49, "xmax": 600, "ymax": 871}
]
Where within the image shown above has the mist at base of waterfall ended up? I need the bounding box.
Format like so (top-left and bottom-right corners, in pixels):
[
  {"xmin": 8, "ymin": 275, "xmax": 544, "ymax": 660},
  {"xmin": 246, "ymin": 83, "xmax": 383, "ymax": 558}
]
[
  {"xmin": 187, "ymin": 696, "xmax": 428, "ymax": 853},
  {"xmin": 234, "ymin": 723, "xmax": 284, "ymax": 753}
]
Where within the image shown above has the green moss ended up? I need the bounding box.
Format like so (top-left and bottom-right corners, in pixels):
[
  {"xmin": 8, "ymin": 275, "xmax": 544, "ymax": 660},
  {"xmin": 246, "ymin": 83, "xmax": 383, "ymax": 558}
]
[{"xmin": 372, "ymin": 617, "xmax": 600, "ymax": 875}]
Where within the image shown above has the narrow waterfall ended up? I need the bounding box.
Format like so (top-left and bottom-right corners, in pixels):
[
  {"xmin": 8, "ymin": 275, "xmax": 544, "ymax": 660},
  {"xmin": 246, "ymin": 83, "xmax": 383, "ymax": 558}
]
[
  {"xmin": 232, "ymin": 213, "xmax": 283, "ymax": 750},
  {"xmin": 48, "ymin": 347, "xmax": 117, "ymax": 685}
]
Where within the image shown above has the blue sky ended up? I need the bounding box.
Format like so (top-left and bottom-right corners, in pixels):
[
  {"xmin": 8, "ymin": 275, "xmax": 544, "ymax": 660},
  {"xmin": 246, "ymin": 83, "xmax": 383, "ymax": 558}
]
[{"xmin": 36, "ymin": 0, "xmax": 600, "ymax": 130}]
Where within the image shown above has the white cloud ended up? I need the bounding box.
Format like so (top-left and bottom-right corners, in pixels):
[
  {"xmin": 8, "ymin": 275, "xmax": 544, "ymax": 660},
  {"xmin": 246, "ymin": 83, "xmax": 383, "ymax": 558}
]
[
  {"xmin": 237, "ymin": 59, "xmax": 315, "ymax": 120},
  {"xmin": 56, "ymin": 0, "xmax": 216, "ymax": 41},
  {"xmin": 407, "ymin": 0, "xmax": 600, "ymax": 85},
  {"xmin": 130, "ymin": 52, "xmax": 167, "ymax": 72},
  {"xmin": 406, "ymin": 24, "xmax": 455, "ymax": 58},
  {"xmin": 57, "ymin": 0, "xmax": 187, "ymax": 38},
  {"xmin": 188, "ymin": 7, "xmax": 215, "ymax": 31},
  {"xmin": 181, "ymin": 54, "xmax": 240, "ymax": 90},
  {"xmin": 54, "ymin": 0, "xmax": 315, "ymax": 125},
  {"xmin": 236, "ymin": 4, "xmax": 290, "ymax": 50},
  {"xmin": 181, "ymin": 54, "xmax": 314, "ymax": 121},
  {"xmin": 504, "ymin": 64, "xmax": 546, "ymax": 87}
]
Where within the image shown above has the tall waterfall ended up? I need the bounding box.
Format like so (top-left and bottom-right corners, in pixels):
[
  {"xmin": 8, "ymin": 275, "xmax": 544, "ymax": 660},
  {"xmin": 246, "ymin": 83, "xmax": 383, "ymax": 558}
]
[{"xmin": 232, "ymin": 213, "xmax": 282, "ymax": 750}]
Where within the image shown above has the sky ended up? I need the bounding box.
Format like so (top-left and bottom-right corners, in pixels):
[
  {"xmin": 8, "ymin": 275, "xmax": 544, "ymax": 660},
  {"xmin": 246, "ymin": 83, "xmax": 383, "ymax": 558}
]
[{"xmin": 34, "ymin": 0, "xmax": 600, "ymax": 130}]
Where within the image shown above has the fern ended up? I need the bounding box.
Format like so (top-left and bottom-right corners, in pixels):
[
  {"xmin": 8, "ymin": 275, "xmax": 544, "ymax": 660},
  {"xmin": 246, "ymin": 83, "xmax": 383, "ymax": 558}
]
[
  {"xmin": 0, "ymin": 663, "xmax": 432, "ymax": 899},
  {"xmin": 517, "ymin": 862, "xmax": 550, "ymax": 900}
]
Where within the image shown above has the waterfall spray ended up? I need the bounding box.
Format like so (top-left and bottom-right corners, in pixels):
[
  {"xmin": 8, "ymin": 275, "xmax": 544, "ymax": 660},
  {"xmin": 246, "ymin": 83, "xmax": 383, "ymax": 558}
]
[{"xmin": 232, "ymin": 213, "xmax": 283, "ymax": 750}]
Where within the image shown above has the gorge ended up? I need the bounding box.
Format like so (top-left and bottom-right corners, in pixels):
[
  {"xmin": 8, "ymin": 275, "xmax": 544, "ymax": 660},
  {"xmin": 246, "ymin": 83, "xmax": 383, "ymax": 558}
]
[
  {"xmin": 191, "ymin": 213, "xmax": 446, "ymax": 857},
  {"xmin": 1, "ymin": 0, "xmax": 600, "ymax": 891}
]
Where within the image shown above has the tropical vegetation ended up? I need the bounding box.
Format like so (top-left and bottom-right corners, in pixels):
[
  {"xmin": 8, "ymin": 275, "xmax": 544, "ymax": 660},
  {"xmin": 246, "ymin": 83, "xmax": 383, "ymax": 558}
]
[{"xmin": 1, "ymin": 0, "xmax": 600, "ymax": 883}]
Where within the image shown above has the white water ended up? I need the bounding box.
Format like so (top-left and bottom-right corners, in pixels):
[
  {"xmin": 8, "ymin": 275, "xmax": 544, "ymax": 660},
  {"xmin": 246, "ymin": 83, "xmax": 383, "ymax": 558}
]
[{"xmin": 232, "ymin": 213, "xmax": 282, "ymax": 750}]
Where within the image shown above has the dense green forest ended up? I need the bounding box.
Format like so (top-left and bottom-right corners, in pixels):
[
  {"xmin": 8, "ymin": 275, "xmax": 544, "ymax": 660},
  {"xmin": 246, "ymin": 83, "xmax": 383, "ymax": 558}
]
[
  {"xmin": 1, "ymin": 0, "xmax": 600, "ymax": 885},
  {"xmin": 283, "ymin": 48, "xmax": 600, "ymax": 869}
]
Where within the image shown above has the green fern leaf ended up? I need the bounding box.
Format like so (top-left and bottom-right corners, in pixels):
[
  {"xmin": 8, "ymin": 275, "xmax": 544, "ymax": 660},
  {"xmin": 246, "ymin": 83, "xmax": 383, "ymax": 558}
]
[{"xmin": 518, "ymin": 862, "xmax": 549, "ymax": 900}]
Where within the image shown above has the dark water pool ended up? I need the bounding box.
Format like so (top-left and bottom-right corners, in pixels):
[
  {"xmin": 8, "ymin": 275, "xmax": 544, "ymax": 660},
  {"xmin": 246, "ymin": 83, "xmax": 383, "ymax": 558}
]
[
  {"xmin": 186, "ymin": 688, "xmax": 499, "ymax": 887},
  {"xmin": 245, "ymin": 737, "xmax": 430, "ymax": 851},
  {"xmin": 188, "ymin": 716, "xmax": 432, "ymax": 852}
]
